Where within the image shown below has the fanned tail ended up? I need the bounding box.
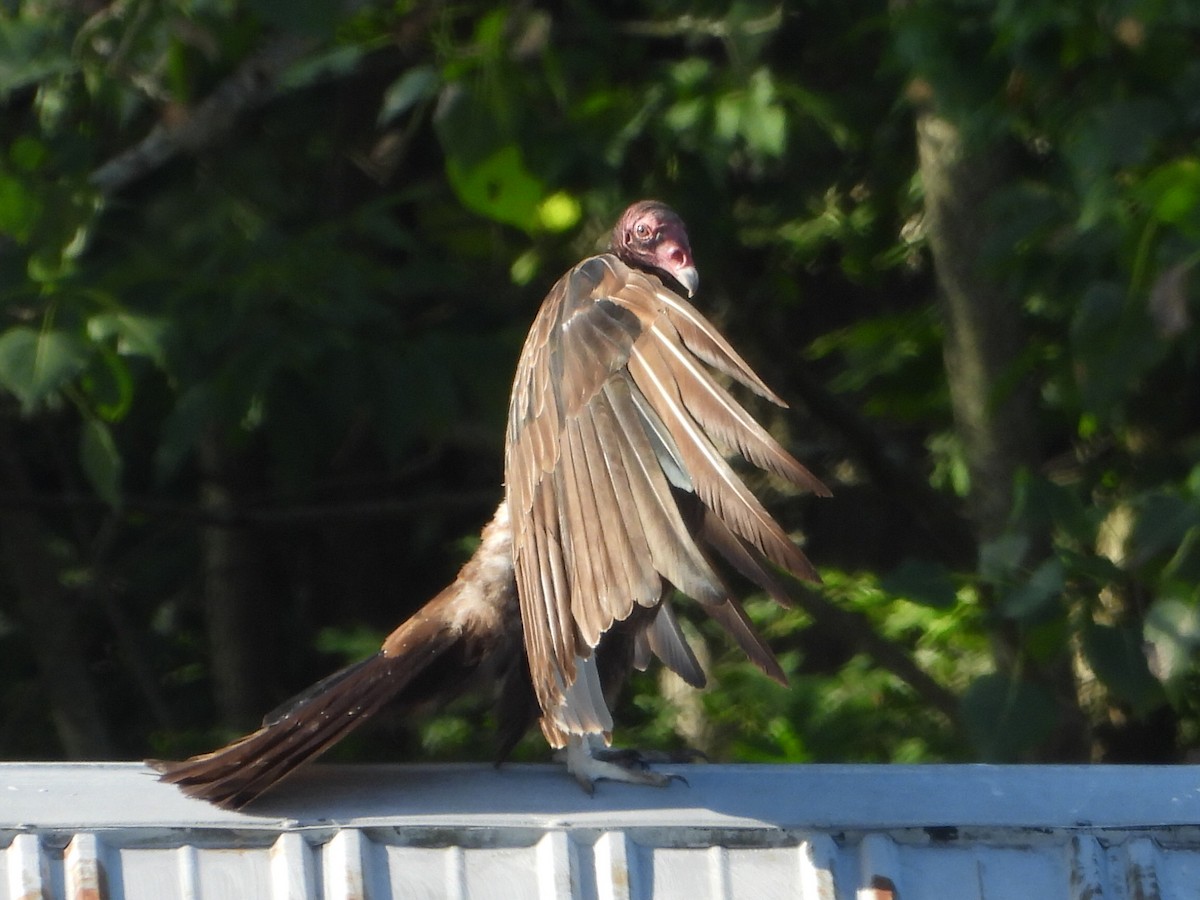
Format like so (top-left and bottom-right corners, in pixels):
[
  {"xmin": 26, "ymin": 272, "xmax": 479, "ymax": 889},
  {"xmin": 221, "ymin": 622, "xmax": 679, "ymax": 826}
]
[
  {"xmin": 151, "ymin": 503, "xmax": 522, "ymax": 810},
  {"xmin": 150, "ymin": 626, "xmax": 459, "ymax": 809}
]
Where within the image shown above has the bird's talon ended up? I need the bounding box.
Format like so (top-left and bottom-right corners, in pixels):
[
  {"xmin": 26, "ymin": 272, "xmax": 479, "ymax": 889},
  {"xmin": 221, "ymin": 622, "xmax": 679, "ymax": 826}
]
[{"xmin": 565, "ymin": 735, "xmax": 686, "ymax": 791}]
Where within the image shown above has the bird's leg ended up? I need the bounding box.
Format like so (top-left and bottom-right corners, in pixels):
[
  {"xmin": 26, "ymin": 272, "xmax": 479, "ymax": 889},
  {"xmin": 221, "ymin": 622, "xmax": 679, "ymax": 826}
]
[{"xmin": 563, "ymin": 733, "xmax": 682, "ymax": 793}]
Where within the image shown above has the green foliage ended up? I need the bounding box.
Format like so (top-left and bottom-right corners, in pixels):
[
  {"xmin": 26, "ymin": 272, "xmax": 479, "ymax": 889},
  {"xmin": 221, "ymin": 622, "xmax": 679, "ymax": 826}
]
[
  {"xmin": 961, "ymin": 673, "xmax": 1058, "ymax": 761},
  {"xmin": 0, "ymin": 327, "xmax": 90, "ymax": 412},
  {"xmin": 0, "ymin": 0, "xmax": 1198, "ymax": 769}
]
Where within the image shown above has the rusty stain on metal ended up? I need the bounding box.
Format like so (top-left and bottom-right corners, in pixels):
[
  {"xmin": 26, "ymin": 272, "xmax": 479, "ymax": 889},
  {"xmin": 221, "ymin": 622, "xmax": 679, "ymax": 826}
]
[
  {"xmin": 326, "ymin": 828, "xmax": 366, "ymax": 900},
  {"xmin": 1068, "ymin": 834, "xmax": 1106, "ymax": 900},
  {"xmin": 593, "ymin": 829, "xmax": 632, "ymax": 900},
  {"xmin": 9, "ymin": 832, "xmax": 47, "ymax": 900},
  {"xmin": 68, "ymin": 860, "xmax": 105, "ymax": 900},
  {"xmin": 1124, "ymin": 839, "xmax": 1163, "ymax": 900},
  {"xmin": 65, "ymin": 832, "xmax": 106, "ymax": 900}
]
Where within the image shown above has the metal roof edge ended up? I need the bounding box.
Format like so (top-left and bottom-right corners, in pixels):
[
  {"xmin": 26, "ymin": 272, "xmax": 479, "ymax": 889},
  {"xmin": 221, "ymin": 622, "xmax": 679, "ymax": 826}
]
[{"xmin": 3, "ymin": 762, "xmax": 1199, "ymax": 832}]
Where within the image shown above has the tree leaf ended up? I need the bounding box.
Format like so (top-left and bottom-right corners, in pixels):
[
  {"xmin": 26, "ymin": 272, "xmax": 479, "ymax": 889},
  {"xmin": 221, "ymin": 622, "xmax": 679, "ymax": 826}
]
[
  {"xmin": 245, "ymin": 0, "xmax": 343, "ymax": 37},
  {"xmin": 1137, "ymin": 157, "xmax": 1200, "ymax": 232},
  {"xmin": 1131, "ymin": 493, "xmax": 1200, "ymax": 564},
  {"xmin": 83, "ymin": 343, "xmax": 135, "ymax": 422},
  {"xmin": 0, "ymin": 17, "xmax": 76, "ymax": 95},
  {"xmin": 536, "ymin": 191, "xmax": 582, "ymax": 233},
  {"xmin": 1070, "ymin": 281, "xmax": 1164, "ymax": 419},
  {"xmin": 1144, "ymin": 596, "xmax": 1200, "ymax": 684},
  {"xmin": 1011, "ymin": 470, "xmax": 1094, "ymax": 545},
  {"xmin": 1082, "ymin": 622, "xmax": 1164, "ymax": 714},
  {"xmin": 978, "ymin": 533, "xmax": 1030, "ymax": 583},
  {"xmin": 1148, "ymin": 261, "xmax": 1192, "ymax": 338},
  {"xmin": 0, "ymin": 171, "xmax": 40, "ymax": 241},
  {"xmin": 0, "ymin": 326, "xmax": 90, "ymax": 411},
  {"xmin": 445, "ymin": 144, "xmax": 544, "ymax": 233},
  {"xmin": 279, "ymin": 44, "xmax": 366, "ymax": 91},
  {"xmin": 1162, "ymin": 526, "xmax": 1200, "ymax": 587},
  {"xmin": 997, "ymin": 558, "xmax": 1064, "ymax": 620},
  {"xmin": 880, "ymin": 558, "xmax": 957, "ymax": 608},
  {"xmin": 378, "ymin": 66, "xmax": 439, "ymax": 126},
  {"xmin": 155, "ymin": 383, "xmax": 215, "ymax": 482},
  {"xmin": 80, "ymin": 417, "xmax": 121, "ymax": 507},
  {"xmin": 87, "ymin": 312, "xmax": 170, "ymax": 366},
  {"xmin": 961, "ymin": 673, "xmax": 1058, "ymax": 761}
]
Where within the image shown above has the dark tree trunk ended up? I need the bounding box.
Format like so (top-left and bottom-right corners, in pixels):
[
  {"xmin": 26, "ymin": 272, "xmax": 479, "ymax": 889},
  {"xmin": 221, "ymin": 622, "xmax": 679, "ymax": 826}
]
[
  {"xmin": 916, "ymin": 113, "xmax": 1039, "ymax": 542},
  {"xmin": 198, "ymin": 432, "xmax": 272, "ymax": 729},
  {"xmin": 916, "ymin": 110, "xmax": 1090, "ymax": 760},
  {"xmin": 0, "ymin": 423, "xmax": 114, "ymax": 758}
]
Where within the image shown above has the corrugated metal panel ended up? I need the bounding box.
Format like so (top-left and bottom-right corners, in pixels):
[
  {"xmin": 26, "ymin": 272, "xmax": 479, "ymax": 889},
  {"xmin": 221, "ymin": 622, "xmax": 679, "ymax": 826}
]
[{"xmin": 2, "ymin": 763, "xmax": 1200, "ymax": 899}]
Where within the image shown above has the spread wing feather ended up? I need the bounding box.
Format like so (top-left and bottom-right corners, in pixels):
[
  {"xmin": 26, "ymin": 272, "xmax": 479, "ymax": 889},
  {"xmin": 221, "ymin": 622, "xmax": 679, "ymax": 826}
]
[
  {"xmin": 641, "ymin": 603, "xmax": 707, "ymax": 688},
  {"xmin": 505, "ymin": 254, "xmax": 822, "ymax": 738},
  {"xmin": 626, "ymin": 336, "xmax": 819, "ymax": 582},
  {"xmin": 654, "ymin": 289, "xmax": 788, "ymax": 406},
  {"xmin": 648, "ymin": 320, "xmax": 829, "ymax": 495}
]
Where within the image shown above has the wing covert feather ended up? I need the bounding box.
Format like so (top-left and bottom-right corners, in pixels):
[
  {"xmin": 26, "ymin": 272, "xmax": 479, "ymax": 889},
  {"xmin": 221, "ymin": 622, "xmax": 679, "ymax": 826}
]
[{"xmin": 505, "ymin": 252, "xmax": 824, "ymax": 734}]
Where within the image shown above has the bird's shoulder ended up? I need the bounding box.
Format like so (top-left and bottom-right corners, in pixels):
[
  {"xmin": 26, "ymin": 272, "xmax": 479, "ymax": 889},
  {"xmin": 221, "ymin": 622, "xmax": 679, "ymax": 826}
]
[
  {"xmin": 507, "ymin": 253, "xmax": 668, "ymax": 431},
  {"xmin": 560, "ymin": 252, "xmax": 667, "ymax": 321}
]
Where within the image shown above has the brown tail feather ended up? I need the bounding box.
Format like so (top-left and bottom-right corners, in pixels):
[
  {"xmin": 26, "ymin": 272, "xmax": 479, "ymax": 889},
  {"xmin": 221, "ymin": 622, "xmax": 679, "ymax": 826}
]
[
  {"xmin": 149, "ymin": 631, "xmax": 459, "ymax": 809},
  {"xmin": 150, "ymin": 504, "xmax": 523, "ymax": 810}
]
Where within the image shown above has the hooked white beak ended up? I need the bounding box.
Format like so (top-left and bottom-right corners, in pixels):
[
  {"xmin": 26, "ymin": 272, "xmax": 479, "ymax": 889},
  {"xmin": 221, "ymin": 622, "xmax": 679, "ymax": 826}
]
[{"xmin": 675, "ymin": 265, "xmax": 699, "ymax": 297}]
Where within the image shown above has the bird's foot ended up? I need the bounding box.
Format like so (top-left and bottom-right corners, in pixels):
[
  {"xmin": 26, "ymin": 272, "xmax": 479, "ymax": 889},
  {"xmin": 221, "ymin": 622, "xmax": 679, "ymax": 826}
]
[{"xmin": 562, "ymin": 734, "xmax": 688, "ymax": 794}]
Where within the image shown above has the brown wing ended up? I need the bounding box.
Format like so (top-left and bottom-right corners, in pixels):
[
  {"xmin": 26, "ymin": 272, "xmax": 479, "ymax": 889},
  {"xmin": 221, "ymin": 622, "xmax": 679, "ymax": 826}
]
[{"xmin": 504, "ymin": 254, "xmax": 826, "ymax": 736}]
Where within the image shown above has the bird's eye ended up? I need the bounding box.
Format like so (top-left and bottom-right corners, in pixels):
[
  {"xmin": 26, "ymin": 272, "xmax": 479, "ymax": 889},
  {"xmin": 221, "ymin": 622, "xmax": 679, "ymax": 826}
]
[{"xmin": 634, "ymin": 222, "xmax": 650, "ymax": 238}]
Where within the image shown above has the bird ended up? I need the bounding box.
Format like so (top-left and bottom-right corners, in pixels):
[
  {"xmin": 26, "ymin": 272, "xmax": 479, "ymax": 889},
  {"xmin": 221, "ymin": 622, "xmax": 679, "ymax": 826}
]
[{"xmin": 150, "ymin": 200, "xmax": 829, "ymax": 808}]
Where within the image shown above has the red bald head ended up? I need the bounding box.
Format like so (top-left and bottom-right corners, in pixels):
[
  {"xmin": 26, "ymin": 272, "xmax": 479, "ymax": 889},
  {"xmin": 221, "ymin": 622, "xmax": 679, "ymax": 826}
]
[{"xmin": 609, "ymin": 200, "xmax": 699, "ymax": 297}]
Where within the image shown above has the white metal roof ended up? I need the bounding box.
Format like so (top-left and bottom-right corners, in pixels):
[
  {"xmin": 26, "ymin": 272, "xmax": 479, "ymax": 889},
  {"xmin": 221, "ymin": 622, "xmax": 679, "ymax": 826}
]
[{"xmin": 2, "ymin": 762, "xmax": 1199, "ymax": 898}]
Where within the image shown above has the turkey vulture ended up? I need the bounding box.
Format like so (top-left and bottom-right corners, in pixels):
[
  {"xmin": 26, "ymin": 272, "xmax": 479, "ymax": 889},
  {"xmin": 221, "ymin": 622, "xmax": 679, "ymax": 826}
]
[{"xmin": 151, "ymin": 200, "xmax": 828, "ymax": 808}]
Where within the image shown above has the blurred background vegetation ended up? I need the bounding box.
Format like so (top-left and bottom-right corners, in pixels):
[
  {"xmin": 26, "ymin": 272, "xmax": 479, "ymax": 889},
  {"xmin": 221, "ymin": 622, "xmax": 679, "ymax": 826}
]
[{"xmin": 1, "ymin": 0, "xmax": 1199, "ymax": 769}]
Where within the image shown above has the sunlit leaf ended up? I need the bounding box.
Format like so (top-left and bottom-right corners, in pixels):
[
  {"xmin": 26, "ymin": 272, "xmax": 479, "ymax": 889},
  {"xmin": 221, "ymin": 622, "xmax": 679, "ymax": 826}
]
[
  {"xmin": 9, "ymin": 135, "xmax": 46, "ymax": 172},
  {"xmin": 711, "ymin": 69, "xmax": 788, "ymax": 161},
  {"xmin": 1144, "ymin": 597, "xmax": 1200, "ymax": 684},
  {"xmin": 0, "ymin": 172, "xmax": 39, "ymax": 242},
  {"xmin": 83, "ymin": 343, "xmax": 134, "ymax": 422},
  {"xmin": 315, "ymin": 625, "xmax": 384, "ymax": 663},
  {"xmin": 445, "ymin": 145, "xmax": 544, "ymax": 233},
  {"xmin": 536, "ymin": 191, "xmax": 582, "ymax": 232},
  {"xmin": 510, "ymin": 248, "xmax": 540, "ymax": 285},
  {"xmin": 1137, "ymin": 157, "xmax": 1200, "ymax": 231}
]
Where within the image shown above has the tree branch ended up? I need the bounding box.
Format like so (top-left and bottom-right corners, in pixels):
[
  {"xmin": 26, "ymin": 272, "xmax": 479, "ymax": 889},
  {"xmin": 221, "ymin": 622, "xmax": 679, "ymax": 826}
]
[
  {"xmin": 0, "ymin": 488, "xmax": 499, "ymax": 528},
  {"xmin": 89, "ymin": 34, "xmax": 315, "ymax": 195},
  {"xmin": 795, "ymin": 587, "xmax": 961, "ymax": 723}
]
